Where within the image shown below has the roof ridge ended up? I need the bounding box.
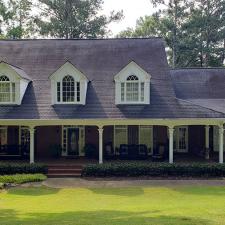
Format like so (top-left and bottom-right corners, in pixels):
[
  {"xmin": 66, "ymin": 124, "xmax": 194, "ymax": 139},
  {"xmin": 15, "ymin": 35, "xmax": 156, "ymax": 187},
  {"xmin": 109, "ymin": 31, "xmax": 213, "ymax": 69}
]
[
  {"xmin": 171, "ymin": 67, "xmax": 225, "ymax": 70},
  {"xmin": 0, "ymin": 37, "xmax": 163, "ymax": 41}
]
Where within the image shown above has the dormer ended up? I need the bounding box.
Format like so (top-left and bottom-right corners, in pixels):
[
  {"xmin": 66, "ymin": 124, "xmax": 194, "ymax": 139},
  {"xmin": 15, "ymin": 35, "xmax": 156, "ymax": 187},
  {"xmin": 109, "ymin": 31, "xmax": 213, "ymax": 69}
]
[
  {"xmin": 50, "ymin": 61, "xmax": 88, "ymax": 105},
  {"xmin": 114, "ymin": 61, "xmax": 151, "ymax": 105},
  {"xmin": 0, "ymin": 61, "xmax": 31, "ymax": 105}
]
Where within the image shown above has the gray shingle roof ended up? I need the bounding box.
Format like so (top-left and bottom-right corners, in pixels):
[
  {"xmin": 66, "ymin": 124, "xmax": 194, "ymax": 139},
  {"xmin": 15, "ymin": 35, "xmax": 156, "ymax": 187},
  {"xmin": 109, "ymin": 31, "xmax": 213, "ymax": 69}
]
[
  {"xmin": 171, "ymin": 68, "xmax": 225, "ymax": 114},
  {"xmin": 0, "ymin": 38, "xmax": 224, "ymax": 119}
]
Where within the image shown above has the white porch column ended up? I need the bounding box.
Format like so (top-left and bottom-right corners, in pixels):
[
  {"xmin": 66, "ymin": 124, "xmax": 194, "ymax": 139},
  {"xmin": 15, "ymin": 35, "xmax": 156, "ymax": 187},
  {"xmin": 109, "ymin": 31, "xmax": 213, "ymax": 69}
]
[
  {"xmin": 29, "ymin": 126, "xmax": 35, "ymax": 164},
  {"xmin": 205, "ymin": 125, "xmax": 210, "ymax": 149},
  {"xmin": 219, "ymin": 125, "xmax": 224, "ymax": 164},
  {"xmin": 98, "ymin": 126, "xmax": 104, "ymax": 164},
  {"xmin": 168, "ymin": 126, "xmax": 174, "ymax": 164}
]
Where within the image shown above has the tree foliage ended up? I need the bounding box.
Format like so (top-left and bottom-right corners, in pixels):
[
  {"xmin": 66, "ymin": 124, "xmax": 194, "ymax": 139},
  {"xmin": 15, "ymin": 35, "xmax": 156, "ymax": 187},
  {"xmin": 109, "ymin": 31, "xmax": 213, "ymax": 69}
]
[
  {"xmin": 118, "ymin": 0, "xmax": 225, "ymax": 68},
  {"xmin": 35, "ymin": 0, "xmax": 123, "ymax": 39}
]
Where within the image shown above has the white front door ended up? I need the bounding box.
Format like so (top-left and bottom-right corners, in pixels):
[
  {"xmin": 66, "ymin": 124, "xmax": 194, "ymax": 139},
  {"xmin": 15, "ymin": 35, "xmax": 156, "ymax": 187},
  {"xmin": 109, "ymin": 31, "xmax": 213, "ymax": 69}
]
[{"xmin": 175, "ymin": 126, "xmax": 188, "ymax": 153}]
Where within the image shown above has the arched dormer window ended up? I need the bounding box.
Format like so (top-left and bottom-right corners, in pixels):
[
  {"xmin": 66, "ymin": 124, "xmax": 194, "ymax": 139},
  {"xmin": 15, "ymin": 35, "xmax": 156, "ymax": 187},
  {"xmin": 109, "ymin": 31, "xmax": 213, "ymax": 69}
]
[
  {"xmin": 50, "ymin": 62, "xmax": 88, "ymax": 105},
  {"xmin": 114, "ymin": 61, "xmax": 151, "ymax": 105},
  {"xmin": 57, "ymin": 75, "xmax": 80, "ymax": 103},
  {"xmin": 0, "ymin": 75, "xmax": 16, "ymax": 103},
  {"xmin": 121, "ymin": 75, "xmax": 144, "ymax": 102}
]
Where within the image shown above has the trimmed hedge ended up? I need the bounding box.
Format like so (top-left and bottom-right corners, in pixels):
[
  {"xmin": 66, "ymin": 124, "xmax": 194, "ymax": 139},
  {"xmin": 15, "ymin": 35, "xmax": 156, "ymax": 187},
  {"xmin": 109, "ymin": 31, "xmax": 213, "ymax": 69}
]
[
  {"xmin": 0, "ymin": 174, "xmax": 47, "ymax": 184},
  {"xmin": 82, "ymin": 162, "xmax": 225, "ymax": 177},
  {"xmin": 0, "ymin": 163, "xmax": 48, "ymax": 175}
]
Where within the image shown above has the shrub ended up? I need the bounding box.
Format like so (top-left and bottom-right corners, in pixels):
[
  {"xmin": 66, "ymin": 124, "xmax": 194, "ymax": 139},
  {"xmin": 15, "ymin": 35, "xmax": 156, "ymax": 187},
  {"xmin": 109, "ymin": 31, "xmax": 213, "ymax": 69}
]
[
  {"xmin": 82, "ymin": 162, "xmax": 225, "ymax": 177},
  {"xmin": 0, "ymin": 163, "xmax": 48, "ymax": 175},
  {"xmin": 0, "ymin": 174, "xmax": 47, "ymax": 184}
]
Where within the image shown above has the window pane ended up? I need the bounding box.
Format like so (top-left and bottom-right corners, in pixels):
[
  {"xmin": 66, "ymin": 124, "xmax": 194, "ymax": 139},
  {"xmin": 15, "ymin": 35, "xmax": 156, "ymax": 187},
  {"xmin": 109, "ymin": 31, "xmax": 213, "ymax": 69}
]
[
  {"xmin": 12, "ymin": 83, "xmax": 15, "ymax": 102},
  {"xmin": 126, "ymin": 82, "xmax": 139, "ymax": 102},
  {"xmin": 121, "ymin": 83, "xmax": 125, "ymax": 102},
  {"xmin": 0, "ymin": 128, "xmax": 7, "ymax": 145},
  {"xmin": 0, "ymin": 83, "xmax": 10, "ymax": 102},
  {"xmin": 77, "ymin": 82, "xmax": 80, "ymax": 102},
  {"xmin": 62, "ymin": 75, "xmax": 75, "ymax": 102},
  {"xmin": 141, "ymin": 82, "xmax": 144, "ymax": 102}
]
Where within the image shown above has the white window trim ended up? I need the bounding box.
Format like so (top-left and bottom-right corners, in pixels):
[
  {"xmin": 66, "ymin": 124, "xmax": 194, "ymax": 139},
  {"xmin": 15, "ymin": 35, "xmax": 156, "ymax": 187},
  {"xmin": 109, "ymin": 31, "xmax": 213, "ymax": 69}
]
[
  {"xmin": 0, "ymin": 77, "xmax": 16, "ymax": 104},
  {"xmin": 62, "ymin": 125, "xmax": 85, "ymax": 156},
  {"xmin": 50, "ymin": 62, "xmax": 88, "ymax": 105},
  {"xmin": 56, "ymin": 76, "xmax": 81, "ymax": 104},
  {"xmin": 114, "ymin": 125, "xmax": 153, "ymax": 154},
  {"xmin": 114, "ymin": 61, "xmax": 151, "ymax": 105},
  {"xmin": 121, "ymin": 81, "xmax": 145, "ymax": 103},
  {"xmin": 174, "ymin": 126, "xmax": 189, "ymax": 153}
]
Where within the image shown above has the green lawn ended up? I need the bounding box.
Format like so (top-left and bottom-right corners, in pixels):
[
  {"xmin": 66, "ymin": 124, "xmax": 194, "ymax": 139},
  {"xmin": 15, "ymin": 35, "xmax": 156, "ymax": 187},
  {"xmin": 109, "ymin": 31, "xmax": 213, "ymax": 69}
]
[{"xmin": 1, "ymin": 186, "xmax": 225, "ymax": 225}]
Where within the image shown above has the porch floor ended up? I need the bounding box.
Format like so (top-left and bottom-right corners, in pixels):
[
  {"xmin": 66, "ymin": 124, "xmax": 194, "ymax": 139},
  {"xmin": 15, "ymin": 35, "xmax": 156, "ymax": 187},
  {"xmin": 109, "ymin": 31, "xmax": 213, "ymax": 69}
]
[{"xmin": 0, "ymin": 153, "xmax": 222, "ymax": 165}]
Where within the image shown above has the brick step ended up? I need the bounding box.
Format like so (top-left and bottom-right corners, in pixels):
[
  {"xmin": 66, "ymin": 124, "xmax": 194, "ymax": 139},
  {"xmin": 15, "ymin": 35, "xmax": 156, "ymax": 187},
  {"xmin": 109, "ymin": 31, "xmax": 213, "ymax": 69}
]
[
  {"xmin": 48, "ymin": 165, "xmax": 84, "ymax": 169},
  {"xmin": 47, "ymin": 173, "xmax": 82, "ymax": 178},
  {"xmin": 48, "ymin": 168, "xmax": 82, "ymax": 174}
]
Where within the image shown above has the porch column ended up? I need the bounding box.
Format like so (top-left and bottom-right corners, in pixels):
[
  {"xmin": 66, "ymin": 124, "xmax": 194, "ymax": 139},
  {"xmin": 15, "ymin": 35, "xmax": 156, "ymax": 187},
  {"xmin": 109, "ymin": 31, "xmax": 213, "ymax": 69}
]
[
  {"xmin": 205, "ymin": 125, "xmax": 210, "ymax": 160},
  {"xmin": 205, "ymin": 125, "xmax": 210, "ymax": 149},
  {"xmin": 219, "ymin": 125, "xmax": 224, "ymax": 164},
  {"xmin": 29, "ymin": 126, "xmax": 35, "ymax": 164},
  {"xmin": 168, "ymin": 126, "xmax": 174, "ymax": 164},
  {"xmin": 98, "ymin": 126, "xmax": 104, "ymax": 164}
]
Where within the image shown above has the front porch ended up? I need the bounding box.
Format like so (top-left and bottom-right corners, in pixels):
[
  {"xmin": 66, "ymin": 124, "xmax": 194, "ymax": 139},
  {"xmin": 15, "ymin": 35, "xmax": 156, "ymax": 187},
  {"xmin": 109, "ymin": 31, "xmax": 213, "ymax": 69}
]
[{"xmin": 0, "ymin": 123, "xmax": 224, "ymax": 164}]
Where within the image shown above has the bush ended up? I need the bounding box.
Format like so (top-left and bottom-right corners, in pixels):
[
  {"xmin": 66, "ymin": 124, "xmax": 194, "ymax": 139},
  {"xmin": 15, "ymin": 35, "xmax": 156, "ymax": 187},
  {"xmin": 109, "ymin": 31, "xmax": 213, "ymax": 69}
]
[
  {"xmin": 0, "ymin": 174, "xmax": 47, "ymax": 184},
  {"xmin": 82, "ymin": 162, "xmax": 225, "ymax": 177},
  {"xmin": 0, "ymin": 163, "xmax": 48, "ymax": 175}
]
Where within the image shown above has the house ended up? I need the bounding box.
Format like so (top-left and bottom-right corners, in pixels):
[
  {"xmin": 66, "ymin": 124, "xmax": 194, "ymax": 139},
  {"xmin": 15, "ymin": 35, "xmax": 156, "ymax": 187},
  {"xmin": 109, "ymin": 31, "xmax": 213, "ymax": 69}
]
[{"xmin": 0, "ymin": 38, "xmax": 224, "ymax": 165}]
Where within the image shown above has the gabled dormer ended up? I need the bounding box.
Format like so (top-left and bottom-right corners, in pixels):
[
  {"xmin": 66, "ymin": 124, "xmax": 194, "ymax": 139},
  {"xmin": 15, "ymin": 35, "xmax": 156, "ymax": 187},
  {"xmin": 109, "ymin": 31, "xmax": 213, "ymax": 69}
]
[
  {"xmin": 114, "ymin": 61, "xmax": 151, "ymax": 105},
  {"xmin": 0, "ymin": 61, "xmax": 31, "ymax": 105},
  {"xmin": 50, "ymin": 61, "xmax": 88, "ymax": 105}
]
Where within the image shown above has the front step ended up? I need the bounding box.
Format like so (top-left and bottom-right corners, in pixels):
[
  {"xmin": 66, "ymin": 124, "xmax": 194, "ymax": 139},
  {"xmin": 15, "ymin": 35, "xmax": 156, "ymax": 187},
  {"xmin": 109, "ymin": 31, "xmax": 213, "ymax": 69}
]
[
  {"xmin": 47, "ymin": 164, "xmax": 83, "ymax": 177},
  {"xmin": 47, "ymin": 173, "xmax": 82, "ymax": 178}
]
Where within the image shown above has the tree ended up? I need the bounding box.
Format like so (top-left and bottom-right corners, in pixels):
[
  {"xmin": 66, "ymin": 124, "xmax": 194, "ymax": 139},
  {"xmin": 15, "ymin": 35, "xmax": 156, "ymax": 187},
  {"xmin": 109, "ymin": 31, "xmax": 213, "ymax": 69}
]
[
  {"xmin": 4, "ymin": 0, "xmax": 33, "ymax": 39},
  {"xmin": 185, "ymin": 0, "xmax": 225, "ymax": 67},
  {"xmin": 35, "ymin": 0, "xmax": 123, "ymax": 39},
  {"xmin": 0, "ymin": 0, "xmax": 7, "ymax": 37}
]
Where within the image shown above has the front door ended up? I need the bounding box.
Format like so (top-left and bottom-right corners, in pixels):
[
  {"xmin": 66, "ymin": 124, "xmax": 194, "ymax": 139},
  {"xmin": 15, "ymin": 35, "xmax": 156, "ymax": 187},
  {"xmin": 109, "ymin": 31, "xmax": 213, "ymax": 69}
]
[{"xmin": 67, "ymin": 128, "xmax": 79, "ymax": 156}]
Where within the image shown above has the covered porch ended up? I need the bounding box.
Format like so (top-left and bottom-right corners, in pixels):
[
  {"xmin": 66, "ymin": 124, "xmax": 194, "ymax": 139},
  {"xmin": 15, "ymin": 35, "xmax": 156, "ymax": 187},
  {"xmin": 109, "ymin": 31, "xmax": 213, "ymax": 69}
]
[{"xmin": 0, "ymin": 119, "xmax": 224, "ymax": 165}]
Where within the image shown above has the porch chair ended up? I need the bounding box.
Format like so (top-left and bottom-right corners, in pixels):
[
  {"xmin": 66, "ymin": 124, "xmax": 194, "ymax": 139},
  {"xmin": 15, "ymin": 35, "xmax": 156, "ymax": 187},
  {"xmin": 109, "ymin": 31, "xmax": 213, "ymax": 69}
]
[{"xmin": 152, "ymin": 144, "xmax": 167, "ymax": 161}]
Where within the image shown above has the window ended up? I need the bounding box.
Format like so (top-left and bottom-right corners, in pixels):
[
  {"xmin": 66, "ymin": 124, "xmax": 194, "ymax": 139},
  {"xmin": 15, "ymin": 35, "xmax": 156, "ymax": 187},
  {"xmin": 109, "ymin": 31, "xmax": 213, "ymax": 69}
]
[
  {"xmin": 57, "ymin": 75, "xmax": 81, "ymax": 103},
  {"xmin": 114, "ymin": 125, "xmax": 153, "ymax": 154},
  {"xmin": 139, "ymin": 125, "xmax": 153, "ymax": 154},
  {"xmin": 114, "ymin": 61, "xmax": 151, "ymax": 105},
  {"xmin": 120, "ymin": 75, "xmax": 145, "ymax": 103},
  {"xmin": 114, "ymin": 126, "xmax": 128, "ymax": 149},
  {"xmin": 20, "ymin": 127, "xmax": 30, "ymax": 146},
  {"xmin": 0, "ymin": 75, "xmax": 16, "ymax": 103},
  {"xmin": 62, "ymin": 126, "xmax": 85, "ymax": 156},
  {"xmin": 0, "ymin": 127, "xmax": 7, "ymax": 145}
]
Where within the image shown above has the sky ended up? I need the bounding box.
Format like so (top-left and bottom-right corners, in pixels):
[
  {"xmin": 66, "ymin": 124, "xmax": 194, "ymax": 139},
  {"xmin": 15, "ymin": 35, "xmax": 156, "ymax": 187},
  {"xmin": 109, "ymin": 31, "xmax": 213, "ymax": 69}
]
[{"xmin": 102, "ymin": 0, "xmax": 157, "ymax": 36}]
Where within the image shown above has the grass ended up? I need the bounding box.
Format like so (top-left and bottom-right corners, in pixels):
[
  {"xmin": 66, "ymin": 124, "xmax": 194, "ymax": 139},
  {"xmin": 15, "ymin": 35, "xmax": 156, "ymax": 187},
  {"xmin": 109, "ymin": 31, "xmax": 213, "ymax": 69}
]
[
  {"xmin": 0, "ymin": 174, "xmax": 47, "ymax": 185},
  {"xmin": 1, "ymin": 186, "xmax": 225, "ymax": 225}
]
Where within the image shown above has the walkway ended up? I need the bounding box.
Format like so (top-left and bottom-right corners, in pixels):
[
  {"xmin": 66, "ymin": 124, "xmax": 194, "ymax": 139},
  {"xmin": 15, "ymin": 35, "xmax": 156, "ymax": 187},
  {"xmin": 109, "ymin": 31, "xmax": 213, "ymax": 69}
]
[{"xmin": 36, "ymin": 178, "xmax": 225, "ymax": 188}]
